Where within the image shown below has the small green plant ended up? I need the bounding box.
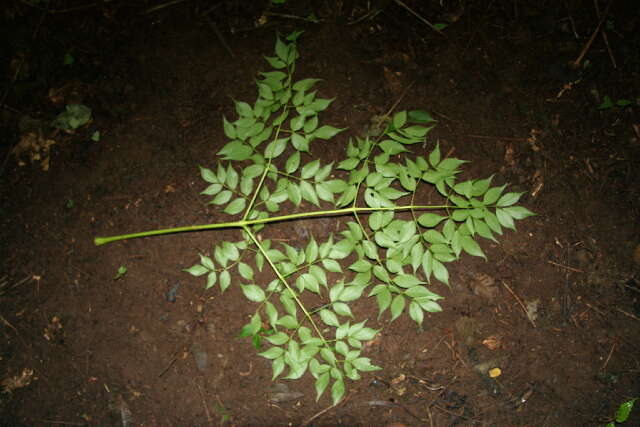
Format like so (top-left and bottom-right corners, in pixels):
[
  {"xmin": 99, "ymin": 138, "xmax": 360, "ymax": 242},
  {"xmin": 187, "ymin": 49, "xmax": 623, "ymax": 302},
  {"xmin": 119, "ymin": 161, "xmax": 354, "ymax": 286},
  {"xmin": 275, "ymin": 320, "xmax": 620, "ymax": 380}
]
[
  {"xmin": 52, "ymin": 104, "xmax": 92, "ymax": 131},
  {"xmin": 598, "ymin": 95, "xmax": 633, "ymax": 110},
  {"xmin": 94, "ymin": 33, "xmax": 533, "ymax": 405},
  {"xmin": 606, "ymin": 398, "xmax": 637, "ymax": 426},
  {"xmin": 113, "ymin": 266, "xmax": 127, "ymax": 280}
]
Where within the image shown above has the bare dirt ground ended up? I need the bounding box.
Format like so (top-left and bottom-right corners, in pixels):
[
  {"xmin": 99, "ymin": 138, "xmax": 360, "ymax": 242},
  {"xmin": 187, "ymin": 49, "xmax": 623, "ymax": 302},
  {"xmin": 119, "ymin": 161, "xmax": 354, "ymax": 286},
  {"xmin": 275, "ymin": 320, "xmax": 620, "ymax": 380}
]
[{"xmin": 1, "ymin": 1, "xmax": 639, "ymax": 426}]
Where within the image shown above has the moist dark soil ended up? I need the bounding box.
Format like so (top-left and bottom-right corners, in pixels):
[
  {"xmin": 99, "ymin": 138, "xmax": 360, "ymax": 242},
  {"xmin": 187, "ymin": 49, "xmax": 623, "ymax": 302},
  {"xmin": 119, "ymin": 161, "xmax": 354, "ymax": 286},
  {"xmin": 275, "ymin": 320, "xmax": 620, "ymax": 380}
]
[{"xmin": 1, "ymin": 1, "xmax": 639, "ymax": 426}]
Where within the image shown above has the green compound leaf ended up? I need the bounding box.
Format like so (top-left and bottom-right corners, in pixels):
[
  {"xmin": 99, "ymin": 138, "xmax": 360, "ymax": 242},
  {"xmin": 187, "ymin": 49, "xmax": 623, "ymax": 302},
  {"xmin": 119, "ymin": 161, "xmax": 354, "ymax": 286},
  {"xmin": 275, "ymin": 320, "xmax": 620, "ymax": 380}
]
[
  {"xmin": 301, "ymin": 159, "xmax": 321, "ymax": 179},
  {"xmin": 241, "ymin": 284, "xmax": 265, "ymax": 302},
  {"xmin": 409, "ymin": 300, "xmax": 424, "ymax": 325},
  {"xmin": 497, "ymin": 192, "xmax": 524, "ymax": 207},
  {"xmin": 206, "ymin": 271, "xmax": 217, "ymax": 289},
  {"xmin": 293, "ymin": 78, "xmax": 322, "ymax": 91},
  {"xmin": 394, "ymin": 274, "xmax": 424, "ymax": 288},
  {"xmin": 432, "ymin": 259, "xmax": 450, "ymax": 285},
  {"xmin": 224, "ymin": 198, "xmax": 246, "ymax": 215},
  {"xmin": 333, "ymin": 302, "xmax": 353, "ymax": 317},
  {"xmin": 265, "ymin": 301, "xmax": 279, "ymax": 329},
  {"xmin": 460, "ymin": 235, "xmax": 486, "ymax": 259},
  {"xmin": 329, "ymin": 239, "xmax": 354, "ymax": 259},
  {"xmin": 265, "ymin": 332, "xmax": 289, "ymax": 346},
  {"xmin": 259, "ymin": 346, "xmax": 284, "ymax": 360},
  {"xmin": 211, "ymin": 190, "xmax": 232, "ymax": 205},
  {"xmin": 331, "ymin": 379, "xmax": 346, "ymax": 406},
  {"xmin": 265, "ymin": 137, "xmax": 289, "ymax": 159},
  {"xmin": 390, "ymin": 294, "xmax": 406, "ymax": 321},
  {"xmin": 218, "ymin": 141, "xmax": 253, "ymax": 161},
  {"xmin": 199, "ymin": 166, "xmax": 218, "ymax": 183},
  {"xmin": 319, "ymin": 309, "xmax": 340, "ymax": 327},
  {"xmin": 338, "ymin": 284, "xmax": 366, "ymax": 302},
  {"xmin": 315, "ymin": 372, "xmax": 330, "ymax": 401},
  {"xmin": 417, "ymin": 213, "xmax": 446, "ymax": 228},
  {"xmin": 322, "ymin": 258, "xmax": 343, "ymax": 273},
  {"xmin": 392, "ymin": 111, "xmax": 407, "ymax": 129},
  {"xmin": 285, "ymin": 151, "xmax": 301, "ymax": 174},
  {"xmin": 496, "ymin": 208, "xmax": 516, "ymax": 230},
  {"xmin": 184, "ymin": 264, "xmax": 208, "ymax": 276},
  {"xmin": 300, "ymin": 180, "xmax": 320, "ymax": 206},
  {"xmin": 238, "ymin": 262, "xmax": 254, "ymax": 280},
  {"xmin": 314, "ymin": 125, "xmax": 346, "ymax": 140},
  {"xmin": 271, "ymin": 356, "xmax": 286, "ymax": 380},
  {"xmin": 502, "ymin": 206, "xmax": 535, "ymax": 220},
  {"xmin": 235, "ymin": 100, "xmax": 254, "ymax": 118},
  {"xmin": 483, "ymin": 185, "xmax": 506, "ymax": 204},
  {"xmin": 219, "ymin": 270, "xmax": 231, "ymax": 292},
  {"xmin": 225, "ymin": 164, "xmax": 239, "ymax": 189},
  {"xmin": 175, "ymin": 37, "xmax": 538, "ymax": 406}
]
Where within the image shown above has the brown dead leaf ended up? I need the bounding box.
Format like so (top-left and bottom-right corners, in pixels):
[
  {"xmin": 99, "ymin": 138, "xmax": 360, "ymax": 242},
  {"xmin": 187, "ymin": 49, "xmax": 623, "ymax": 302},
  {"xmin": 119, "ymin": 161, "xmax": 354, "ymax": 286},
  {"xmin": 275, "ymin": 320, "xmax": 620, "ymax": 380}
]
[
  {"xmin": 2, "ymin": 368, "xmax": 35, "ymax": 393},
  {"xmin": 383, "ymin": 66, "xmax": 403, "ymax": 97},
  {"xmin": 469, "ymin": 273, "xmax": 498, "ymax": 299},
  {"xmin": 13, "ymin": 131, "xmax": 56, "ymax": 171},
  {"xmin": 43, "ymin": 316, "xmax": 63, "ymax": 341},
  {"xmin": 482, "ymin": 335, "xmax": 502, "ymax": 350},
  {"xmin": 504, "ymin": 143, "xmax": 515, "ymax": 168}
]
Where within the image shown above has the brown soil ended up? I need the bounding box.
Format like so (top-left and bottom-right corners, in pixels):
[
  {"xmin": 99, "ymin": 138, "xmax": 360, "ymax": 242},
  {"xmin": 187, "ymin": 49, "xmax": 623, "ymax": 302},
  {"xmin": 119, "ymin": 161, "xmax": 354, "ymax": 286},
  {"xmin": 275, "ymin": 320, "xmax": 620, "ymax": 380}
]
[{"xmin": 1, "ymin": 1, "xmax": 639, "ymax": 426}]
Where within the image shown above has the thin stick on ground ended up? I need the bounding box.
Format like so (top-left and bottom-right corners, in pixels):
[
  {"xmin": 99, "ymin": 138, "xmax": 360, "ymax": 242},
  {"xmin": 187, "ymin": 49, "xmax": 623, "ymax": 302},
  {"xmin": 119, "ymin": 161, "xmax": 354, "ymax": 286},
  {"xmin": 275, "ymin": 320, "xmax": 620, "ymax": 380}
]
[
  {"xmin": 548, "ymin": 260, "xmax": 583, "ymax": 273},
  {"xmin": 501, "ymin": 281, "xmax": 536, "ymax": 328},
  {"xmin": 571, "ymin": 0, "xmax": 614, "ymax": 68},
  {"xmin": 593, "ymin": 0, "xmax": 617, "ymax": 68},
  {"xmin": 394, "ymin": 0, "xmax": 445, "ymax": 36},
  {"xmin": 300, "ymin": 394, "xmax": 351, "ymax": 427},
  {"xmin": 196, "ymin": 382, "xmax": 214, "ymax": 425},
  {"xmin": 600, "ymin": 340, "xmax": 617, "ymax": 371}
]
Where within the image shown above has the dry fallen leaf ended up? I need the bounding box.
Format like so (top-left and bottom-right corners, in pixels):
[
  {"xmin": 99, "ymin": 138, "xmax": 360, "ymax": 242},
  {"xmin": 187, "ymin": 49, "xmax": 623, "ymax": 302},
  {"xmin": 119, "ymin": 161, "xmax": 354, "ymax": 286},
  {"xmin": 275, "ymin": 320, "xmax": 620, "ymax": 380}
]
[
  {"xmin": 470, "ymin": 272, "xmax": 498, "ymax": 299},
  {"xmin": 482, "ymin": 335, "xmax": 502, "ymax": 350},
  {"xmin": 2, "ymin": 368, "xmax": 35, "ymax": 393}
]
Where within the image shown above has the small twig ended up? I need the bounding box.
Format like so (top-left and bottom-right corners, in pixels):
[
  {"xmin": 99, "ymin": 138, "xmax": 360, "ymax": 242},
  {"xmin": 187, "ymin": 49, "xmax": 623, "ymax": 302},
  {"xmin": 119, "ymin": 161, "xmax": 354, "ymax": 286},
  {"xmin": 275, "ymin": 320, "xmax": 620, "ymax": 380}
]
[
  {"xmin": 196, "ymin": 382, "xmax": 214, "ymax": 424},
  {"xmin": 600, "ymin": 340, "xmax": 617, "ymax": 371},
  {"xmin": 547, "ymin": 260, "xmax": 583, "ymax": 273},
  {"xmin": 593, "ymin": 0, "xmax": 617, "ymax": 68},
  {"xmin": 426, "ymin": 376, "xmax": 458, "ymax": 409},
  {"xmin": 30, "ymin": 420, "xmax": 84, "ymax": 426},
  {"xmin": 393, "ymin": 0, "xmax": 445, "ymax": 36},
  {"xmin": 501, "ymin": 281, "xmax": 536, "ymax": 327},
  {"xmin": 571, "ymin": 0, "xmax": 614, "ymax": 68},
  {"xmin": 264, "ymin": 11, "xmax": 320, "ymax": 23},
  {"xmin": 443, "ymin": 341, "xmax": 468, "ymax": 368},
  {"xmin": 464, "ymin": 134, "xmax": 529, "ymax": 141},
  {"xmin": 563, "ymin": 0, "xmax": 580, "ymax": 39},
  {"xmin": 140, "ymin": 0, "xmax": 190, "ymax": 15},
  {"xmin": 383, "ymin": 81, "xmax": 415, "ymax": 121},
  {"xmin": 433, "ymin": 403, "xmax": 477, "ymax": 422},
  {"xmin": 206, "ymin": 15, "xmax": 235, "ymax": 58},
  {"xmin": 0, "ymin": 314, "xmax": 19, "ymax": 335},
  {"xmin": 238, "ymin": 361, "xmax": 253, "ymax": 376},
  {"xmin": 158, "ymin": 356, "xmax": 178, "ymax": 378},
  {"xmin": 616, "ymin": 307, "xmax": 640, "ymax": 322},
  {"xmin": 584, "ymin": 302, "xmax": 607, "ymax": 317},
  {"xmin": 300, "ymin": 393, "xmax": 350, "ymax": 426}
]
